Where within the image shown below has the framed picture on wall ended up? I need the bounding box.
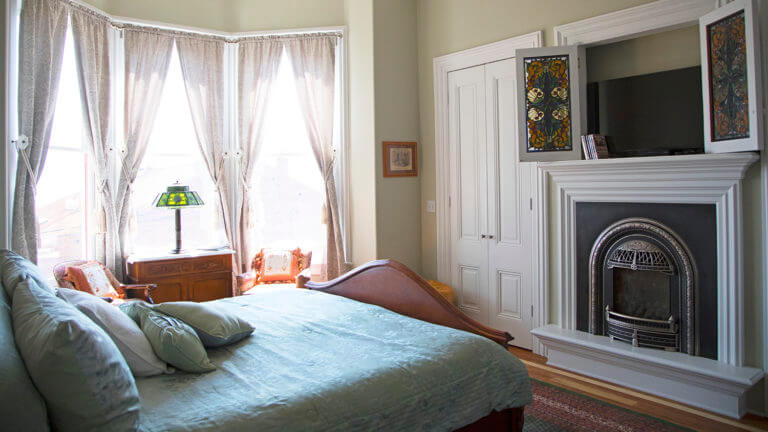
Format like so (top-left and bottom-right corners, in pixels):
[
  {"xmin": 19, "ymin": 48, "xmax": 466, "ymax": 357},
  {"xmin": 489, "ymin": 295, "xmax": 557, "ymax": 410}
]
[
  {"xmin": 700, "ymin": 0, "xmax": 763, "ymax": 153},
  {"xmin": 383, "ymin": 141, "xmax": 418, "ymax": 177}
]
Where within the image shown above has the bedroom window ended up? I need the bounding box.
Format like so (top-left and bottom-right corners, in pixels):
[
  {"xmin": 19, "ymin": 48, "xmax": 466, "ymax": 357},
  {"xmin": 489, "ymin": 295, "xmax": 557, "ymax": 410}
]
[
  {"xmin": 247, "ymin": 49, "xmax": 340, "ymax": 274},
  {"xmin": 35, "ymin": 26, "xmax": 93, "ymax": 279},
  {"xmin": 130, "ymin": 44, "xmax": 228, "ymax": 254}
]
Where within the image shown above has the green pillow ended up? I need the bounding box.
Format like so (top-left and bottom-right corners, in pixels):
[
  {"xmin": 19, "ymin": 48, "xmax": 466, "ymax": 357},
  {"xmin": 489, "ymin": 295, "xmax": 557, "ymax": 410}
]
[
  {"xmin": 12, "ymin": 279, "xmax": 140, "ymax": 431},
  {"xmin": 137, "ymin": 307, "xmax": 216, "ymax": 373},
  {"xmin": 154, "ymin": 301, "xmax": 255, "ymax": 347},
  {"xmin": 118, "ymin": 299, "xmax": 151, "ymax": 323}
]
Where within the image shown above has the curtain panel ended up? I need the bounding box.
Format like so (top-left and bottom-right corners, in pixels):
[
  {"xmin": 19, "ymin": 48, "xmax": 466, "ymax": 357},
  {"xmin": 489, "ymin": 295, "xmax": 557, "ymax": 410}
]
[
  {"xmin": 115, "ymin": 29, "xmax": 174, "ymax": 279},
  {"xmin": 235, "ymin": 39, "xmax": 284, "ymax": 274},
  {"xmin": 70, "ymin": 8, "xmax": 117, "ymax": 271},
  {"xmin": 175, "ymin": 37, "xmax": 234, "ymax": 268},
  {"xmin": 284, "ymin": 35, "xmax": 346, "ymax": 280},
  {"xmin": 12, "ymin": 0, "xmax": 69, "ymax": 263}
]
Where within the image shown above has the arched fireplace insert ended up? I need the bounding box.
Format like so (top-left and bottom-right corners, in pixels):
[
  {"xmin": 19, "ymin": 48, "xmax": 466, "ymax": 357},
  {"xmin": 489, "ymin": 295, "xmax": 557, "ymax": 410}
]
[{"xmin": 588, "ymin": 218, "xmax": 697, "ymax": 355}]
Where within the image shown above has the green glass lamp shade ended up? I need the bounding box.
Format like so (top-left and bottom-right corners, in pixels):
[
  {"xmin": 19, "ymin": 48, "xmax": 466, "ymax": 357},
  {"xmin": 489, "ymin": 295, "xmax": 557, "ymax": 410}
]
[
  {"xmin": 153, "ymin": 185, "xmax": 204, "ymax": 208},
  {"xmin": 153, "ymin": 184, "xmax": 204, "ymax": 254}
]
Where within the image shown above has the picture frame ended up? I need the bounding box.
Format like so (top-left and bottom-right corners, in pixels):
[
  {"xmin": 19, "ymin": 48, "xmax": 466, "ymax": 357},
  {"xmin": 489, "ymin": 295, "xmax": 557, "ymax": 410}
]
[
  {"xmin": 700, "ymin": 0, "xmax": 763, "ymax": 153},
  {"xmin": 383, "ymin": 141, "xmax": 418, "ymax": 177}
]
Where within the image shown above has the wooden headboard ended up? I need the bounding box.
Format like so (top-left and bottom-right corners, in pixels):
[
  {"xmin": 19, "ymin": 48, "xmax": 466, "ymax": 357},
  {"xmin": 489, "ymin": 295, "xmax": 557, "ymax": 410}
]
[{"xmin": 306, "ymin": 259, "xmax": 512, "ymax": 347}]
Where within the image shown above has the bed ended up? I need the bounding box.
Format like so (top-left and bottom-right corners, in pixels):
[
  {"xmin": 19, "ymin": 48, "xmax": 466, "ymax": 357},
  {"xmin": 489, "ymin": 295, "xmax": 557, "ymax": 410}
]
[{"xmin": 2, "ymin": 256, "xmax": 531, "ymax": 431}]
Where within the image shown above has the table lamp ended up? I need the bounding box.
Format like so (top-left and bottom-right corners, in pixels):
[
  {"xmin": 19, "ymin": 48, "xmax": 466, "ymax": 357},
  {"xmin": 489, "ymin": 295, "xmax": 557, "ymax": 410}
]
[{"xmin": 153, "ymin": 183, "xmax": 204, "ymax": 254}]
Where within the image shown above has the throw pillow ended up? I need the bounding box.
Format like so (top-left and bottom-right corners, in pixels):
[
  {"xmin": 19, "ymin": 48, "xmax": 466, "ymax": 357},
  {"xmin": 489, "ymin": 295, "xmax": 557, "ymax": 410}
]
[
  {"xmin": 65, "ymin": 261, "xmax": 119, "ymax": 299},
  {"xmin": 259, "ymin": 248, "xmax": 301, "ymax": 282},
  {"xmin": 136, "ymin": 307, "xmax": 216, "ymax": 373},
  {"xmin": 0, "ymin": 249, "xmax": 54, "ymax": 298},
  {"xmin": 56, "ymin": 288, "xmax": 172, "ymax": 377},
  {"xmin": 154, "ymin": 301, "xmax": 255, "ymax": 348},
  {"xmin": 0, "ymin": 286, "xmax": 49, "ymax": 431},
  {"xmin": 12, "ymin": 279, "xmax": 140, "ymax": 432}
]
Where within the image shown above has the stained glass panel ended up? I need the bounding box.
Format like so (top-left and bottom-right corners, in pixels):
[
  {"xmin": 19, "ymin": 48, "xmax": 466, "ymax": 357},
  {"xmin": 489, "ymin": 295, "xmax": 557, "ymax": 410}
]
[
  {"xmin": 523, "ymin": 54, "xmax": 572, "ymax": 152},
  {"xmin": 707, "ymin": 10, "xmax": 749, "ymax": 141}
]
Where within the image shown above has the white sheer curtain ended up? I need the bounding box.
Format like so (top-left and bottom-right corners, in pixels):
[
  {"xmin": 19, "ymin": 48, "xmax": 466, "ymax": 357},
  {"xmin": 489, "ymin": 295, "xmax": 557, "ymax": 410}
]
[
  {"xmin": 70, "ymin": 8, "xmax": 116, "ymax": 271},
  {"xmin": 175, "ymin": 36, "xmax": 233, "ymax": 261},
  {"xmin": 115, "ymin": 28, "xmax": 174, "ymax": 278},
  {"xmin": 235, "ymin": 39, "xmax": 284, "ymax": 273},
  {"xmin": 284, "ymin": 35, "xmax": 345, "ymax": 280},
  {"xmin": 12, "ymin": 0, "xmax": 68, "ymax": 263}
]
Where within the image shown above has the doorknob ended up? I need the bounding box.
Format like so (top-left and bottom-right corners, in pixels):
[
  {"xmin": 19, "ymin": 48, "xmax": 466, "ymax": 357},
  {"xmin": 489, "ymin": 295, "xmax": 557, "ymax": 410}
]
[
  {"xmin": 488, "ymin": 235, "xmax": 495, "ymax": 239},
  {"xmin": 481, "ymin": 234, "xmax": 487, "ymax": 238}
]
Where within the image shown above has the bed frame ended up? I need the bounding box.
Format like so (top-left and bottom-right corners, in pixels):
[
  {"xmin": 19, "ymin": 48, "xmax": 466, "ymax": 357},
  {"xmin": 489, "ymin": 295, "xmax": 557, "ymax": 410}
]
[{"xmin": 305, "ymin": 259, "xmax": 526, "ymax": 432}]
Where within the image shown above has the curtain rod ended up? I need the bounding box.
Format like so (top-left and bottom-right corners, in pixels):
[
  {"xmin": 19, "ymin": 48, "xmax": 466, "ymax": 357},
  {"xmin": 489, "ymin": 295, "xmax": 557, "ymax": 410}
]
[{"xmin": 61, "ymin": 0, "xmax": 344, "ymax": 41}]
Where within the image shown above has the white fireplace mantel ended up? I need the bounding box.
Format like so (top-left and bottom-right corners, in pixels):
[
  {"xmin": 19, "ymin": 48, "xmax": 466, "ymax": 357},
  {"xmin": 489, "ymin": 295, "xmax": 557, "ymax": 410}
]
[{"xmin": 532, "ymin": 152, "xmax": 760, "ymax": 418}]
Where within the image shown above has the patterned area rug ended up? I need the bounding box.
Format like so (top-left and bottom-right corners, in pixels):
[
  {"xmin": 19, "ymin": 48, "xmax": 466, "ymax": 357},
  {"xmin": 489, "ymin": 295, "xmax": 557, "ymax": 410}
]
[{"xmin": 524, "ymin": 379, "xmax": 692, "ymax": 431}]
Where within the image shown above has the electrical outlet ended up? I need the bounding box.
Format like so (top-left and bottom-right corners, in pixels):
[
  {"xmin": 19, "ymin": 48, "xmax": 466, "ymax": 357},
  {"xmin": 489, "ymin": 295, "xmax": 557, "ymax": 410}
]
[{"xmin": 426, "ymin": 200, "xmax": 436, "ymax": 213}]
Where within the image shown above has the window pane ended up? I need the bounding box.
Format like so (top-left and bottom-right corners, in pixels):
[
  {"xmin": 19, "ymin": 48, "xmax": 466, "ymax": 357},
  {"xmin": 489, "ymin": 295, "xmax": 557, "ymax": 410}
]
[
  {"xmin": 37, "ymin": 26, "xmax": 89, "ymax": 281},
  {"xmin": 131, "ymin": 45, "xmax": 227, "ymax": 255},
  {"xmin": 249, "ymin": 52, "xmax": 326, "ymax": 270}
]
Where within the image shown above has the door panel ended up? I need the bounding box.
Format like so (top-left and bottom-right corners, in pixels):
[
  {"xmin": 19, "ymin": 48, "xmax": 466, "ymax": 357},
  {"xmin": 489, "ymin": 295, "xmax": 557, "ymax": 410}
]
[
  {"xmin": 485, "ymin": 59, "xmax": 534, "ymax": 349},
  {"xmin": 448, "ymin": 65, "xmax": 488, "ymax": 323}
]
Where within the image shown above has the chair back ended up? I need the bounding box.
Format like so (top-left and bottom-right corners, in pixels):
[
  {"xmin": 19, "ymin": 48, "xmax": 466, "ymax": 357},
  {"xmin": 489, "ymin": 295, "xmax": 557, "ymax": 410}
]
[{"xmin": 52, "ymin": 260, "xmax": 121, "ymax": 291}]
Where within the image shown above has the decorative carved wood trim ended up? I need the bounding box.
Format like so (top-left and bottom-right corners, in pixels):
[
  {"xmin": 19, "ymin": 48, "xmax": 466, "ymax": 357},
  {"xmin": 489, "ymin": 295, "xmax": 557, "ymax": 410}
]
[{"xmin": 306, "ymin": 259, "xmax": 513, "ymax": 347}]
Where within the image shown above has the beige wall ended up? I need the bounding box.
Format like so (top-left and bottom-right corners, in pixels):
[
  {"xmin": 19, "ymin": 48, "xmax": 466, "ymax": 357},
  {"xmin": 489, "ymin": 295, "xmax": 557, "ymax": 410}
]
[
  {"xmin": 373, "ymin": 0, "xmax": 421, "ymax": 272},
  {"xmin": 345, "ymin": 0, "xmax": 378, "ymax": 266}
]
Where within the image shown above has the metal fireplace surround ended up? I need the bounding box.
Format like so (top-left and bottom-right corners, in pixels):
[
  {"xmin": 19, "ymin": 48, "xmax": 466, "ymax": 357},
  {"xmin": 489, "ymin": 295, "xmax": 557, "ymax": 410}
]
[{"xmin": 588, "ymin": 218, "xmax": 697, "ymax": 355}]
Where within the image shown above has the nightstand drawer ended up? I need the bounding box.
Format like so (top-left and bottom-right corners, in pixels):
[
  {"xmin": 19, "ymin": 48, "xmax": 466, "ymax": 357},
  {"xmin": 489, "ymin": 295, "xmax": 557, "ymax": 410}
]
[
  {"xmin": 135, "ymin": 254, "xmax": 230, "ymax": 279},
  {"xmin": 126, "ymin": 251, "xmax": 235, "ymax": 303}
]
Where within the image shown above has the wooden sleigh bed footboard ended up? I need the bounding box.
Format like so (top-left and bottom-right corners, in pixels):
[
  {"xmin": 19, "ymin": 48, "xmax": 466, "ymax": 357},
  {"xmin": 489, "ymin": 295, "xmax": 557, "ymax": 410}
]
[{"xmin": 305, "ymin": 259, "xmax": 526, "ymax": 431}]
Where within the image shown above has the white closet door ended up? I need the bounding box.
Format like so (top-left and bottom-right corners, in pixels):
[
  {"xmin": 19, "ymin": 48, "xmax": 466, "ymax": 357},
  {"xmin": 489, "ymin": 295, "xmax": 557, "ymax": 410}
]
[
  {"xmin": 448, "ymin": 65, "xmax": 489, "ymax": 324},
  {"xmin": 485, "ymin": 59, "xmax": 535, "ymax": 348}
]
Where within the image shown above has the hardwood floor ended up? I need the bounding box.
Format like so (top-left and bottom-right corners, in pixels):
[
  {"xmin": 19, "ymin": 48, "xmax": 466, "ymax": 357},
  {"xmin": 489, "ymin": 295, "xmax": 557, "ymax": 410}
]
[{"xmin": 509, "ymin": 347, "xmax": 768, "ymax": 431}]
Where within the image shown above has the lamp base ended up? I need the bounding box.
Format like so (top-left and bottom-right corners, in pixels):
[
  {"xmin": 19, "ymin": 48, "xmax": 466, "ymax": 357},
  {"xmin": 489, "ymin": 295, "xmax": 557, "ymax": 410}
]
[{"xmin": 169, "ymin": 248, "xmax": 186, "ymax": 255}]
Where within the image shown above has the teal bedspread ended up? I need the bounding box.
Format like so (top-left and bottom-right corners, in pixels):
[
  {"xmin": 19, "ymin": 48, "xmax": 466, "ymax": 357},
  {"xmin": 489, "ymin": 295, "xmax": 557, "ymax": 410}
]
[{"xmin": 136, "ymin": 287, "xmax": 531, "ymax": 431}]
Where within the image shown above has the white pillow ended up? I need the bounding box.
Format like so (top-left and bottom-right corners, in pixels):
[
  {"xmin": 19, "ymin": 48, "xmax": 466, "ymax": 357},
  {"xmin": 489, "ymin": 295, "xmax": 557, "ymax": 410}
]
[{"xmin": 56, "ymin": 288, "xmax": 172, "ymax": 377}]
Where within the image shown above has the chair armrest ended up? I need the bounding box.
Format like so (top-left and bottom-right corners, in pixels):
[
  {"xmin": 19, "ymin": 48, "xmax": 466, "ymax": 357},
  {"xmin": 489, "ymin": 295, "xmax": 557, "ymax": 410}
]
[
  {"xmin": 296, "ymin": 268, "xmax": 312, "ymax": 288},
  {"xmin": 118, "ymin": 284, "xmax": 156, "ymax": 303},
  {"xmin": 236, "ymin": 271, "xmax": 258, "ymax": 295}
]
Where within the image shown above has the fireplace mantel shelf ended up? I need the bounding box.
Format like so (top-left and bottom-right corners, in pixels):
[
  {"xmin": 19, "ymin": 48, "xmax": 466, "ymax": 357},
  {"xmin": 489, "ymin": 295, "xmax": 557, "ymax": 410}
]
[{"xmin": 538, "ymin": 152, "xmax": 758, "ymax": 178}]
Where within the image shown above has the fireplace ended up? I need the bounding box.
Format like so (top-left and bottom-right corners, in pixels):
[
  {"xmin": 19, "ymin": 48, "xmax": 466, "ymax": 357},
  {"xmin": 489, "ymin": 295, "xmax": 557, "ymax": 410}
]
[{"xmin": 588, "ymin": 218, "xmax": 696, "ymax": 354}]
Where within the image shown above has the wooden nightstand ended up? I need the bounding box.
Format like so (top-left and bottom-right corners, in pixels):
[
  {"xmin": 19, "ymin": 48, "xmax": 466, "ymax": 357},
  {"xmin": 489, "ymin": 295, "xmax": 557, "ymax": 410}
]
[{"xmin": 126, "ymin": 250, "xmax": 235, "ymax": 303}]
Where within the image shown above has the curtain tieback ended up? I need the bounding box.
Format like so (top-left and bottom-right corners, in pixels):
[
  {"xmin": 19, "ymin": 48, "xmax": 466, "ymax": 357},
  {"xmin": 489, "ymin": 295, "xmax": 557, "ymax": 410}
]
[{"xmin": 15, "ymin": 137, "xmax": 37, "ymax": 194}]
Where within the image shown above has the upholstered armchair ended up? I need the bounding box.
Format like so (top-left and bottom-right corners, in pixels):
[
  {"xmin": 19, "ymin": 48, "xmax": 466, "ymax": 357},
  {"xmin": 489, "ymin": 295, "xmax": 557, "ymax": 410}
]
[
  {"xmin": 237, "ymin": 248, "xmax": 312, "ymax": 294},
  {"xmin": 53, "ymin": 260, "xmax": 155, "ymax": 303}
]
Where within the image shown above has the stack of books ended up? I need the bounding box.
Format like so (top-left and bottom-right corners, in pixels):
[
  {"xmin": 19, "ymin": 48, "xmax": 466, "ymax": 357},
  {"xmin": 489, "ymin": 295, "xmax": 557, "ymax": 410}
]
[{"xmin": 581, "ymin": 134, "xmax": 610, "ymax": 160}]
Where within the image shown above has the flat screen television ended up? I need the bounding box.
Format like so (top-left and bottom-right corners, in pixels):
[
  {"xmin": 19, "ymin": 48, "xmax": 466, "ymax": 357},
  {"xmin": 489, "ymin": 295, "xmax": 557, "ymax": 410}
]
[{"xmin": 586, "ymin": 66, "xmax": 704, "ymax": 157}]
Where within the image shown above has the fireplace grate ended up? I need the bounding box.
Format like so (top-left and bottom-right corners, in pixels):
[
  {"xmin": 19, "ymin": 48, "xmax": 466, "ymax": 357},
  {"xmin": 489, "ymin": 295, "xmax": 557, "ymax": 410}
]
[
  {"xmin": 606, "ymin": 239, "xmax": 674, "ymax": 274},
  {"xmin": 605, "ymin": 306, "xmax": 679, "ymax": 351}
]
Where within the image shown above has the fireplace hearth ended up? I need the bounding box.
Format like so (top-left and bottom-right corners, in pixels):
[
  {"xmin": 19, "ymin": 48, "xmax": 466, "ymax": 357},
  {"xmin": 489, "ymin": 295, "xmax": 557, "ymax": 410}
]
[{"xmin": 588, "ymin": 218, "xmax": 696, "ymax": 354}]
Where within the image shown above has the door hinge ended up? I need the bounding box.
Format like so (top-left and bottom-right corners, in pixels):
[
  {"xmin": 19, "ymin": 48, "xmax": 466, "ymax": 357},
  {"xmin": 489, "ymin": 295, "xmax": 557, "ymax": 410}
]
[
  {"xmin": 531, "ymin": 305, "xmax": 534, "ymax": 317},
  {"xmin": 529, "ymin": 198, "xmax": 533, "ymax": 211},
  {"xmin": 448, "ymin": 196, "xmax": 451, "ymax": 208}
]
